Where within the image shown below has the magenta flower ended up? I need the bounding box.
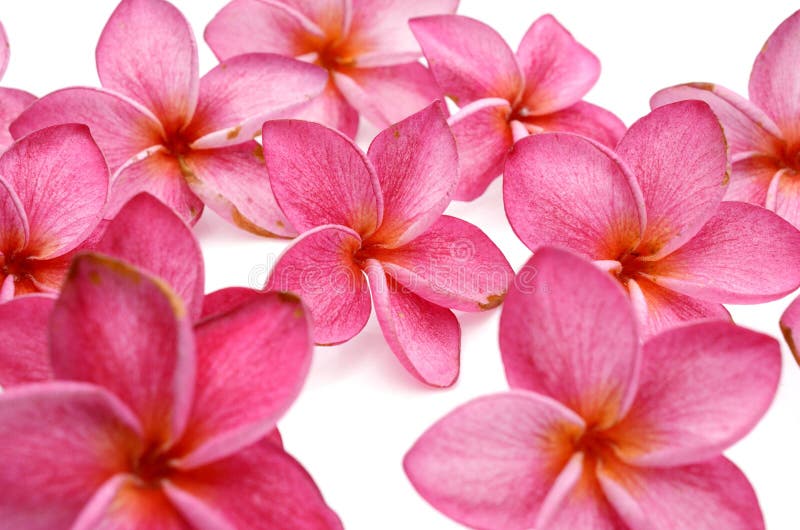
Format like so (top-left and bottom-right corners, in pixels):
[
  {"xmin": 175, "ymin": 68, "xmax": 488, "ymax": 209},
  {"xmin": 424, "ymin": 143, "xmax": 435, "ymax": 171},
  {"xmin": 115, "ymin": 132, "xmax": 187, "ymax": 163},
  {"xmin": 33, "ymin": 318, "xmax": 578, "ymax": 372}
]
[
  {"xmin": 652, "ymin": 10, "xmax": 800, "ymax": 229},
  {"xmin": 0, "ymin": 252, "xmax": 341, "ymax": 529},
  {"xmin": 0, "ymin": 124, "xmax": 109, "ymax": 301},
  {"xmin": 405, "ymin": 246, "xmax": 778, "ymax": 530},
  {"xmin": 205, "ymin": 0, "xmax": 457, "ymax": 138},
  {"xmin": 0, "ymin": 21, "xmax": 35, "ymax": 151},
  {"xmin": 503, "ymin": 100, "xmax": 800, "ymax": 336},
  {"xmin": 263, "ymin": 104, "xmax": 513, "ymax": 387},
  {"xmin": 11, "ymin": 0, "xmax": 329, "ymax": 236},
  {"xmin": 410, "ymin": 14, "xmax": 626, "ymax": 200}
]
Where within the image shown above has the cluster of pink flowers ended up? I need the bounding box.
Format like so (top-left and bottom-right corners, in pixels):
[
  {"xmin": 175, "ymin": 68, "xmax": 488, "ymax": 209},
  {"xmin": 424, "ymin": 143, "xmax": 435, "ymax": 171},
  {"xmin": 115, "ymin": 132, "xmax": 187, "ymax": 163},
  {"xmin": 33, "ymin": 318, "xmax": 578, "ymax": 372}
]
[{"xmin": 0, "ymin": 0, "xmax": 799, "ymax": 528}]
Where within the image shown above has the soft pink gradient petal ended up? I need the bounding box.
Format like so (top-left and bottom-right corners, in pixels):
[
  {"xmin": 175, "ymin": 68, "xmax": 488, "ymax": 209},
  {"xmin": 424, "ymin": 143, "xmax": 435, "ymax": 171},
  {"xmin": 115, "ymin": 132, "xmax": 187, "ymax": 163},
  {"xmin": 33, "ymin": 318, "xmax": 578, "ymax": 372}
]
[
  {"xmin": 0, "ymin": 87, "xmax": 35, "ymax": 151},
  {"xmin": 0, "ymin": 382, "xmax": 142, "ymax": 530},
  {"xmin": 200, "ymin": 286, "xmax": 263, "ymax": 321},
  {"xmin": 404, "ymin": 391, "xmax": 585, "ymax": 530},
  {"xmin": 541, "ymin": 465, "xmax": 628, "ymax": 530},
  {"xmin": 522, "ymin": 101, "xmax": 626, "ymax": 149},
  {"xmin": 503, "ymin": 133, "xmax": 645, "ymax": 260},
  {"xmin": 0, "ymin": 172, "xmax": 28, "ymax": 255},
  {"xmin": 265, "ymin": 225, "xmax": 371, "ymax": 345},
  {"xmin": 410, "ymin": 15, "xmax": 523, "ymax": 105},
  {"xmin": 648, "ymin": 201, "xmax": 800, "ymax": 304},
  {"xmin": 0, "ymin": 21, "xmax": 8, "ymax": 78},
  {"xmin": 499, "ymin": 247, "xmax": 640, "ymax": 427},
  {"xmin": 96, "ymin": 193, "xmax": 205, "ymax": 320},
  {"xmin": 263, "ymin": 119, "xmax": 382, "ymax": 235},
  {"xmin": 83, "ymin": 478, "xmax": 193, "ymax": 529},
  {"xmin": 610, "ymin": 321, "xmax": 780, "ymax": 467},
  {"xmin": 280, "ymin": 0, "xmax": 348, "ymax": 37},
  {"xmin": 0, "ymin": 124, "xmax": 109, "ymax": 258},
  {"xmin": 367, "ymin": 103, "xmax": 457, "ymax": 245},
  {"xmin": 772, "ymin": 170, "xmax": 800, "ymax": 228},
  {"xmin": 782, "ymin": 293, "xmax": 800, "ymax": 363},
  {"xmin": 0, "ymin": 295, "xmax": 54, "ymax": 387},
  {"xmin": 97, "ymin": 0, "xmax": 199, "ymax": 132},
  {"xmin": 50, "ymin": 254, "xmax": 196, "ymax": 444},
  {"xmin": 365, "ymin": 259, "xmax": 460, "ymax": 387},
  {"xmin": 727, "ymin": 155, "xmax": 781, "ymax": 205},
  {"xmin": 280, "ymin": 79, "xmax": 360, "ymax": 138},
  {"xmin": 516, "ymin": 15, "xmax": 600, "ymax": 114}
]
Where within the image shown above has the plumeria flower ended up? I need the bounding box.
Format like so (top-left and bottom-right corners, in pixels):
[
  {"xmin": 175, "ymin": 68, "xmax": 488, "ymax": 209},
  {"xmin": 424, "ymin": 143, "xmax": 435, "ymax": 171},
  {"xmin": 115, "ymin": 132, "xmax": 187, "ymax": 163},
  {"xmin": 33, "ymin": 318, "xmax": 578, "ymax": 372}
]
[
  {"xmin": 205, "ymin": 0, "xmax": 456, "ymax": 138},
  {"xmin": 503, "ymin": 100, "xmax": 800, "ymax": 336},
  {"xmin": 405, "ymin": 246, "xmax": 778, "ymax": 530},
  {"xmin": 11, "ymin": 0, "xmax": 329, "ymax": 237},
  {"xmin": 652, "ymin": 10, "xmax": 800, "ymax": 229},
  {"xmin": 0, "ymin": 253, "xmax": 342, "ymax": 529},
  {"xmin": 410, "ymin": 14, "xmax": 625, "ymax": 200},
  {"xmin": 0, "ymin": 21, "xmax": 35, "ymax": 151},
  {"xmin": 0, "ymin": 123, "xmax": 108, "ymax": 301},
  {"xmin": 263, "ymin": 104, "xmax": 513, "ymax": 387}
]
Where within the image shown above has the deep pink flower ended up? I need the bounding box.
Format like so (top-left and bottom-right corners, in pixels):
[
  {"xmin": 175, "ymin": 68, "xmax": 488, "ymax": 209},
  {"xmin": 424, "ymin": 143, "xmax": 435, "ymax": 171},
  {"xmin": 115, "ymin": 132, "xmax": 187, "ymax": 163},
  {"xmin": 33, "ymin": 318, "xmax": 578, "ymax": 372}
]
[
  {"xmin": 0, "ymin": 21, "xmax": 35, "ymax": 151},
  {"xmin": 11, "ymin": 0, "xmax": 329, "ymax": 236},
  {"xmin": 410, "ymin": 14, "xmax": 626, "ymax": 200},
  {"xmin": 0, "ymin": 252, "xmax": 341, "ymax": 529},
  {"xmin": 652, "ymin": 10, "xmax": 800, "ymax": 229},
  {"xmin": 405, "ymin": 246, "xmax": 778, "ymax": 530},
  {"xmin": 503, "ymin": 100, "xmax": 800, "ymax": 337},
  {"xmin": 0, "ymin": 124, "xmax": 108, "ymax": 301},
  {"xmin": 205, "ymin": 0, "xmax": 457, "ymax": 138},
  {"xmin": 263, "ymin": 103, "xmax": 513, "ymax": 387}
]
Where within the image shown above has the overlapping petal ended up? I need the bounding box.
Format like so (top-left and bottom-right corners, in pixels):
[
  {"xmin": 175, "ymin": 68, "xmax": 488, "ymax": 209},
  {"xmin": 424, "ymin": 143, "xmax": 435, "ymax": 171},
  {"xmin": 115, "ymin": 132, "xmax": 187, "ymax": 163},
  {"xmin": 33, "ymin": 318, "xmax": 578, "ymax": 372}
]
[
  {"xmin": 0, "ymin": 295, "xmax": 54, "ymax": 387},
  {"xmin": 0, "ymin": 21, "xmax": 8, "ymax": 79},
  {"xmin": 782, "ymin": 293, "xmax": 800, "ymax": 363},
  {"xmin": 0, "ymin": 87, "xmax": 35, "ymax": 151},
  {"xmin": 521, "ymin": 101, "xmax": 625, "ymax": 149}
]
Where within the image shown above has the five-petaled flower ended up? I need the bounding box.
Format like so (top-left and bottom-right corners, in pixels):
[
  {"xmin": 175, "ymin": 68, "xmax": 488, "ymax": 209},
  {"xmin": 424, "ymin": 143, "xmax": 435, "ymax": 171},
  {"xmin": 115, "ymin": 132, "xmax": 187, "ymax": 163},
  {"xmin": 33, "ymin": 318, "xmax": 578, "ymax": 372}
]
[
  {"xmin": 11, "ymin": 0, "xmax": 329, "ymax": 237},
  {"xmin": 263, "ymin": 103, "xmax": 513, "ymax": 387},
  {"xmin": 0, "ymin": 21, "xmax": 35, "ymax": 151},
  {"xmin": 410, "ymin": 14, "xmax": 626, "ymax": 200},
  {"xmin": 503, "ymin": 100, "xmax": 800, "ymax": 337},
  {"xmin": 405, "ymin": 246, "xmax": 778, "ymax": 530},
  {"xmin": 205, "ymin": 0, "xmax": 457, "ymax": 138}
]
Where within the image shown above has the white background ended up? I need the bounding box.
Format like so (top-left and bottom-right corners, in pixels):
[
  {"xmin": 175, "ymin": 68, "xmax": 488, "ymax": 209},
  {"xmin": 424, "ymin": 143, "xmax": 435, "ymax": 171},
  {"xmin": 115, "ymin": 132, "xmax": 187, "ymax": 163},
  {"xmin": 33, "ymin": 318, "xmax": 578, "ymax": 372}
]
[{"xmin": 2, "ymin": 1, "xmax": 799, "ymax": 528}]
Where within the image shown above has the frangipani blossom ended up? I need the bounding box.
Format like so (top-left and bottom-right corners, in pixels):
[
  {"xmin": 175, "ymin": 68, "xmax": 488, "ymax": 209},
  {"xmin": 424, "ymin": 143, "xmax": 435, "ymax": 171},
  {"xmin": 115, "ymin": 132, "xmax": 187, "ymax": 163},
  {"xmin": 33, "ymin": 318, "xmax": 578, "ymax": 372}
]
[
  {"xmin": 405, "ymin": 247, "xmax": 778, "ymax": 530},
  {"xmin": 503, "ymin": 100, "xmax": 800, "ymax": 336},
  {"xmin": 0, "ymin": 21, "xmax": 36, "ymax": 151},
  {"xmin": 264, "ymin": 104, "xmax": 513, "ymax": 387},
  {"xmin": 11, "ymin": 0, "xmax": 329, "ymax": 237},
  {"xmin": 0, "ymin": 253, "xmax": 341, "ymax": 529},
  {"xmin": 205, "ymin": 0, "xmax": 456, "ymax": 138},
  {"xmin": 0, "ymin": 124, "xmax": 108, "ymax": 301},
  {"xmin": 410, "ymin": 14, "xmax": 625, "ymax": 200},
  {"xmin": 652, "ymin": 10, "xmax": 800, "ymax": 229}
]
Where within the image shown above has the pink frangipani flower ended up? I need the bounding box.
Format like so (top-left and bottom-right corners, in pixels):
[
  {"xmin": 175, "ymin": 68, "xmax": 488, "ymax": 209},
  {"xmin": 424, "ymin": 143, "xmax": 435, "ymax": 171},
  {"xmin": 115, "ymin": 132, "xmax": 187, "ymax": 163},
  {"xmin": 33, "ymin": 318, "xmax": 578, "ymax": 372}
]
[
  {"xmin": 405, "ymin": 246, "xmax": 778, "ymax": 530},
  {"xmin": 410, "ymin": 14, "xmax": 626, "ymax": 200},
  {"xmin": 652, "ymin": 10, "xmax": 800, "ymax": 229},
  {"xmin": 0, "ymin": 21, "xmax": 36, "ymax": 151},
  {"xmin": 503, "ymin": 100, "xmax": 800, "ymax": 337},
  {"xmin": 0, "ymin": 253, "xmax": 341, "ymax": 529},
  {"xmin": 11, "ymin": 0, "xmax": 329, "ymax": 237},
  {"xmin": 263, "ymin": 103, "xmax": 513, "ymax": 387},
  {"xmin": 205, "ymin": 0, "xmax": 456, "ymax": 138}
]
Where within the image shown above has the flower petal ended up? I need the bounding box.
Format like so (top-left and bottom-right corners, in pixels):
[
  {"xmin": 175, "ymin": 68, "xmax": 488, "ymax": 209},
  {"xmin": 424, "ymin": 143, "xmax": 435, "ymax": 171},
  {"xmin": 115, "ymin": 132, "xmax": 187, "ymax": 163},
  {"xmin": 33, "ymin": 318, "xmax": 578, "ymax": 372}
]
[
  {"xmin": 404, "ymin": 391, "xmax": 585, "ymax": 530},
  {"xmin": 499, "ymin": 247, "xmax": 640, "ymax": 428},
  {"xmin": 521, "ymin": 101, "xmax": 626, "ymax": 149},
  {"xmin": 263, "ymin": 119, "xmax": 382, "ymax": 235},
  {"xmin": 281, "ymin": 78, "xmax": 360, "ymax": 138},
  {"xmin": 782, "ymin": 293, "xmax": 800, "ymax": 363},
  {"xmin": 0, "ymin": 172, "xmax": 28, "ymax": 255},
  {"xmin": 200, "ymin": 286, "xmax": 263, "ymax": 321},
  {"xmin": 0, "ymin": 87, "xmax": 36, "ymax": 151},
  {"xmin": 280, "ymin": 0, "xmax": 348, "ymax": 37},
  {"xmin": 771, "ymin": 169, "xmax": 800, "ymax": 228},
  {"xmin": 265, "ymin": 225, "xmax": 371, "ymax": 345},
  {"xmin": 727, "ymin": 154, "xmax": 781, "ymax": 205},
  {"xmin": 0, "ymin": 295, "xmax": 54, "ymax": 387},
  {"xmin": 365, "ymin": 259, "xmax": 460, "ymax": 387},
  {"xmin": 409, "ymin": 15, "xmax": 523, "ymax": 105},
  {"xmin": 50, "ymin": 253, "xmax": 196, "ymax": 444},
  {"xmin": 503, "ymin": 132, "xmax": 645, "ymax": 260},
  {"xmin": 0, "ymin": 21, "xmax": 8, "ymax": 78}
]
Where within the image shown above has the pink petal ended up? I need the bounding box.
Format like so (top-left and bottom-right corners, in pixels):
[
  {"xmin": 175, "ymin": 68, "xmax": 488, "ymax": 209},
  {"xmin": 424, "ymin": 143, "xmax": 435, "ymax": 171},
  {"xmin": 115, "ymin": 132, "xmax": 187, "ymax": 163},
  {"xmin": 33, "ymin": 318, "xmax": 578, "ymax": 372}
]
[
  {"xmin": 367, "ymin": 103, "xmax": 457, "ymax": 245},
  {"xmin": 771, "ymin": 169, "xmax": 800, "ymax": 228},
  {"xmin": 499, "ymin": 247, "xmax": 640, "ymax": 427},
  {"xmin": 50, "ymin": 253, "xmax": 196, "ymax": 444},
  {"xmin": 182, "ymin": 142, "xmax": 296, "ymax": 238},
  {"xmin": 96, "ymin": 193, "xmax": 204, "ymax": 320},
  {"xmin": 0, "ymin": 21, "xmax": 8, "ymax": 78},
  {"xmin": 0, "ymin": 124, "xmax": 109, "ymax": 258},
  {"xmin": 522, "ymin": 101, "xmax": 626, "ymax": 149},
  {"xmin": 610, "ymin": 320, "xmax": 780, "ymax": 467},
  {"xmin": 280, "ymin": 78, "xmax": 360, "ymax": 138},
  {"xmin": 616, "ymin": 101, "xmax": 729, "ymax": 258},
  {"xmin": 0, "ymin": 172, "xmax": 28, "ymax": 255},
  {"xmin": 503, "ymin": 132, "xmax": 645, "ymax": 260},
  {"xmin": 96, "ymin": 0, "xmax": 199, "ymax": 132},
  {"xmin": 265, "ymin": 225, "xmax": 371, "ymax": 345},
  {"xmin": 404, "ymin": 391, "xmax": 585, "ymax": 529},
  {"xmin": 0, "ymin": 87, "xmax": 36, "ymax": 151},
  {"xmin": 728, "ymin": 154, "xmax": 781, "ymax": 205},
  {"xmin": 599, "ymin": 457, "xmax": 764, "ymax": 530},
  {"xmin": 262, "ymin": 119, "xmax": 382, "ymax": 235},
  {"xmin": 379, "ymin": 215, "xmax": 512, "ymax": 311},
  {"xmin": 648, "ymin": 201, "xmax": 800, "ymax": 304},
  {"xmin": 186, "ymin": 53, "xmax": 327, "ymax": 148},
  {"xmin": 0, "ymin": 382, "xmax": 141, "ymax": 530},
  {"xmin": 409, "ymin": 15, "xmax": 523, "ymax": 106},
  {"xmin": 516, "ymin": 15, "xmax": 600, "ymax": 114},
  {"xmin": 447, "ymin": 98, "xmax": 513, "ymax": 201},
  {"xmin": 279, "ymin": 0, "xmax": 348, "ymax": 37},
  {"xmin": 200, "ymin": 286, "xmax": 263, "ymax": 321},
  {"xmin": 0, "ymin": 295, "xmax": 54, "ymax": 387},
  {"xmin": 782, "ymin": 293, "xmax": 800, "ymax": 363},
  {"xmin": 365, "ymin": 259, "xmax": 460, "ymax": 387}
]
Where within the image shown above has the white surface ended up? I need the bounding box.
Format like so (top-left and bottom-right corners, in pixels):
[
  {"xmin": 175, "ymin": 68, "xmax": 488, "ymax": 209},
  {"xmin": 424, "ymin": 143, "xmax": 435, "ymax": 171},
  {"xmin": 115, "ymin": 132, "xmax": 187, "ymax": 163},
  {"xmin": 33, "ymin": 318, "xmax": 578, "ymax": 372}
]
[{"xmin": 2, "ymin": 1, "xmax": 799, "ymax": 528}]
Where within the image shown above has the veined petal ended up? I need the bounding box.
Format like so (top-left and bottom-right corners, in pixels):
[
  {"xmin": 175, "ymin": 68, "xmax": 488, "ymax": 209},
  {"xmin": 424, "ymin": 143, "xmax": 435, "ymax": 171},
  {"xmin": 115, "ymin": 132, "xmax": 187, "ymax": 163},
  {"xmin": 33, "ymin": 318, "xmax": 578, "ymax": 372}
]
[
  {"xmin": 728, "ymin": 154, "xmax": 781, "ymax": 205},
  {"xmin": 0, "ymin": 87, "xmax": 36, "ymax": 151},
  {"xmin": 200, "ymin": 286, "xmax": 263, "ymax": 321},
  {"xmin": 771, "ymin": 169, "xmax": 800, "ymax": 228},
  {"xmin": 521, "ymin": 101, "xmax": 626, "ymax": 149},
  {"xmin": 0, "ymin": 172, "xmax": 27, "ymax": 255},
  {"xmin": 0, "ymin": 295, "xmax": 54, "ymax": 387},
  {"xmin": 278, "ymin": 78, "xmax": 360, "ymax": 138},
  {"xmin": 280, "ymin": 0, "xmax": 349, "ymax": 37}
]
